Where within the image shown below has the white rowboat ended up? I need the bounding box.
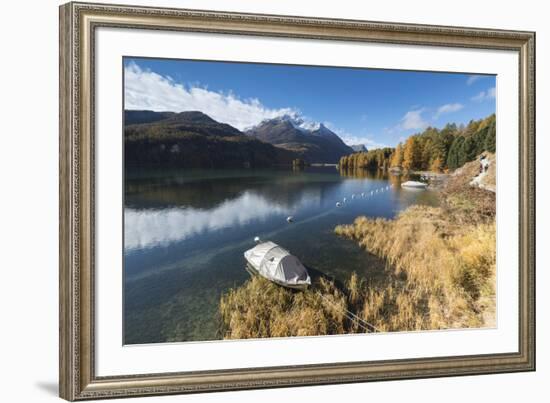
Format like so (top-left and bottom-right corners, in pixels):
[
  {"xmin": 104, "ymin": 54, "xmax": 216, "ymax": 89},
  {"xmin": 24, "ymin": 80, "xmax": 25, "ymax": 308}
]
[
  {"xmin": 401, "ymin": 180, "xmax": 428, "ymax": 189},
  {"xmin": 244, "ymin": 241, "xmax": 311, "ymax": 290}
]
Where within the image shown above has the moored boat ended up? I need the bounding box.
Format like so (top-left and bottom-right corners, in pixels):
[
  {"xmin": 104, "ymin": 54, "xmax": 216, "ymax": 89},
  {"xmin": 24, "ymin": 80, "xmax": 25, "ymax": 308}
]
[
  {"xmin": 401, "ymin": 180, "xmax": 428, "ymax": 189},
  {"xmin": 244, "ymin": 241, "xmax": 311, "ymax": 290}
]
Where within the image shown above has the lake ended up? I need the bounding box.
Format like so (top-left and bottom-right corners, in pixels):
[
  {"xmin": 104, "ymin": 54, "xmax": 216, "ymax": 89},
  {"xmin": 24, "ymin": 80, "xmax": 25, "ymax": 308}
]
[{"xmin": 124, "ymin": 167, "xmax": 438, "ymax": 344}]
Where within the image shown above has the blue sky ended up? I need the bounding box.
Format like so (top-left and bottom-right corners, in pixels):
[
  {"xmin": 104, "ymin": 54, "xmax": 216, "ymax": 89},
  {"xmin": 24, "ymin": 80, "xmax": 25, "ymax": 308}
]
[{"xmin": 124, "ymin": 57, "xmax": 496, "ymax": 148}]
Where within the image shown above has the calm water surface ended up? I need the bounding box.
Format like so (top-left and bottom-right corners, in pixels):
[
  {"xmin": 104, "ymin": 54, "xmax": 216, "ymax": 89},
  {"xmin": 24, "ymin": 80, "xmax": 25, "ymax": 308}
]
[{"xmin": 124, "ymin": 167, "xmax": 438, "ymax": 344}]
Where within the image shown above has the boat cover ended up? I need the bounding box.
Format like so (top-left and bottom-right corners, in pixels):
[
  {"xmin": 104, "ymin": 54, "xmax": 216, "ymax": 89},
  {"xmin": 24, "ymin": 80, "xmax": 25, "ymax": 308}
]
[
  {"xmin": 401, "ymin": 180, "xmax": 427, "ymax": 188},
  {"xmin": 244, "ymin": 242, "xmax": 310, "ymax": 285}
]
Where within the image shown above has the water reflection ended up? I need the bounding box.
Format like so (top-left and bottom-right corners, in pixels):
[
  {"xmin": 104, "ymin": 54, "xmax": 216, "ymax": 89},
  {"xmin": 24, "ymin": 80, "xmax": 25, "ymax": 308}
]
[
  {"xmin": 339, "ymin": 167, "xmax": 414, "ymax": 184},
  {"xmin": 126, "ymin": 168, "xmax": 340, "ymax": 210},
  {"xmin": 125, "ymin": 190, "xmax": 312, "ymax": 251},
  {"xmin": 125, "ymin": 169, "xmax": 348, "ymax": 251}
]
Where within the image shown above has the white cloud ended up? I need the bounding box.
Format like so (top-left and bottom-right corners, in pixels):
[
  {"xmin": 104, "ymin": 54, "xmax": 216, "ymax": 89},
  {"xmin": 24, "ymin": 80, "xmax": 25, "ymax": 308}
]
[
  {"xmin": 466, "ymin": 75, "xmax": 482, "ymax": 85},
  {"xmin": 471, "ymin": 87, "xmax": 496, "ymax": 102},
  {"xmin": 124, "ymin": 62, "xmax": 298, "ymax": 130},
  {"xmin": 323, "ymin": 123, "xmax": 388, "ymax": 149},
  {"xmin": 400, "ymin": 109, "xmax": 428, "ymax": 130},
  {"xmin": 434, "ymin": 103, "xmax": 464, "ymax": 119},
  {"xmin": 338, "ymin": 134, "xmax": 389, "ymax": 150}
]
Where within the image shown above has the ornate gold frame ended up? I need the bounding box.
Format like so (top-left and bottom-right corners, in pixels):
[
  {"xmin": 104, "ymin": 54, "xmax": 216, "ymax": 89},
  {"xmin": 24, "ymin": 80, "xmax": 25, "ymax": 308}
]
[{"xmin": 59, "ymin": 2, "xmax": 535, "ymax": 400}]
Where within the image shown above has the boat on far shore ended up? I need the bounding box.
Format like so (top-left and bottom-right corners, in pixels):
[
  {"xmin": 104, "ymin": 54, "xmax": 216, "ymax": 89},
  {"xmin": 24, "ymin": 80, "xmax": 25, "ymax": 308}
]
[{"xmin": 401, "ymin": 180, "xmax": 428, "ymax": 189}]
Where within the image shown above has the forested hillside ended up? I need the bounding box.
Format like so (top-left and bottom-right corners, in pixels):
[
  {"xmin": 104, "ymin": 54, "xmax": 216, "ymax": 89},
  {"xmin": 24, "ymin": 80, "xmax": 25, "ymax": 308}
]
[
  {"xmin": 339, "ymin": 114, "xmax": 496, "ymax": 172},
  {"xmin": 124, "ymin": 110, "xmax": 297, "ymax": 169}
]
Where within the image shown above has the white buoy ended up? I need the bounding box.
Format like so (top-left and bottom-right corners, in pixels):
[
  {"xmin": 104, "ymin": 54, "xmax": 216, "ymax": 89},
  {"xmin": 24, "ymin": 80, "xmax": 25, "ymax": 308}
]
[
  {"xmin": 336, "ymin": 202, "xmax": 342, "ymax": 207},
  {"xmin": 370, "ymin": 191, "xmax": 374, "ymax": 195},
  {"xmin": 254, "ymin": 236, "xmax": 261, "ymax": 243},
  {"xmin": 351, "ymin": 194, "xmax": 355, "ymax": 199},
  {"xmin": 361, "ymin": 192, "xmax": 365, "ymax": 197},
  {"xmin": 286, "ymin": 216, "xmax": 294, "ymax": 223},
  {"xmin": 343, "ymin": 197, "xmax": 347, "ymax": 203}
]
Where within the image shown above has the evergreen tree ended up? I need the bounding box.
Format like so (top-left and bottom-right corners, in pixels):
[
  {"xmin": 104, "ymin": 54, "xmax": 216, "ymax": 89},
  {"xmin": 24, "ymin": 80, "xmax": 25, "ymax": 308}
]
[
  {"xmin": 472, "ymin": 126, "xmax": 489, "ymax": 156},
  {"xmin": 464, "ymin": 119, "xmax": 480, "ymax": 137},
  {"xmin": 484, "ymin": 119, "xmax": 496, "ymax": 153},
  {"xmin": 458, "ymin": 136, "xmax": 477, "ymax": 166},
  {"xmin": 447, "ymin": 136, "xmax": 464, "ymax": 170}
]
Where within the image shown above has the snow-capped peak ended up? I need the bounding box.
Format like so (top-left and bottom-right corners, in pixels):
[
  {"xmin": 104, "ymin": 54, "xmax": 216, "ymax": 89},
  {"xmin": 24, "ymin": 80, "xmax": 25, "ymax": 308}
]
[{"xmin": 252, "ymin": 114, "xmax": 322, "ymax": 133}]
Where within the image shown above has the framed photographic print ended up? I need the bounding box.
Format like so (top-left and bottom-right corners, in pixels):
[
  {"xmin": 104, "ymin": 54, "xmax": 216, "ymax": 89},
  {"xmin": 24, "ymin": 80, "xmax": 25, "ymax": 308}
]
[{"xmin": 59, "ymin": 2, "xmax": 535, "ymax": 400}]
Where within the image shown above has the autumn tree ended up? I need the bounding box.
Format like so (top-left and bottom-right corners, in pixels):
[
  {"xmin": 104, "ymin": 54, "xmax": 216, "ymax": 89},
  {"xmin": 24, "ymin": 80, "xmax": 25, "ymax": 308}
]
[
  {"xmin": 430, "ymin": 157, "xmax": 443, "ymax": 172},
  {"xmin": 402, "ymin": 136, "xmax": 420, "ymax": 171},
  {"xmin": 390, "ymin": 143, "xmax": 403, "ymax": 167}
]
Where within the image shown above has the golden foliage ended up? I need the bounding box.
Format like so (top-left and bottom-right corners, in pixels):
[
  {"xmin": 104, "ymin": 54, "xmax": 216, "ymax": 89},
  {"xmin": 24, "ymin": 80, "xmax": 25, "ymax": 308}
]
[
  {"xmin": 430, "ymin": 157, "xmax": 443, "ymax": 172},
  {"xmin": 402, "ymin": 136, "xmax": 421, "ymax": 171},
  {"xmin": 390, "ymin": 143, "xmax": 404, "ymax": 168}
]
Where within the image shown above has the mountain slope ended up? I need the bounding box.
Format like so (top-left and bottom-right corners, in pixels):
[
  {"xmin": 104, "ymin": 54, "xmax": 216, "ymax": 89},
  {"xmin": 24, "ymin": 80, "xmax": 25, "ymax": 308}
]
[
  {"xmin": 351, "ymin": 144, "xmax": 368, "ymax": 153},
  {"xmin": 245, "ymin": 116, "xmax": 353, "ymax": 164},
  {"xmin": 125, "ymin": 110, "xmax": 243, "ymax": 138},
  {"xmin": 125, "ymin": 110, "xmax": 176, "ymax": 125},
  {"xmin": 124, "ymin": 110, "xmax": 297, "ymax": 169}
]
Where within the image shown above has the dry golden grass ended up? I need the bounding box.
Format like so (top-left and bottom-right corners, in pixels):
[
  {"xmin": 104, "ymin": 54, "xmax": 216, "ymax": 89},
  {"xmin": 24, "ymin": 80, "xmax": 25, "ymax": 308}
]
[
  {"xmin": 441, "ymin": 153, "xmax": 496, "ymax": 225},
  {"xmin": 335, "ymin": 206, "xmax": 495, "ymax": 331},
  {"xmin": 219, "ymin": 276, "xmax": 349, "ymax": 339}
]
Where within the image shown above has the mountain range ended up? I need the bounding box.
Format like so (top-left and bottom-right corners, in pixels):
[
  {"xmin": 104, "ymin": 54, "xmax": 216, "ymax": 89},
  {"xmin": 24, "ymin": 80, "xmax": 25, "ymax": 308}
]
[
  {"xmin": 124, "ymin": 110, "xmax": 354, "ymax": 169},
  {"xmin": 245, "ymin": 115, "xmax": 353, "ymax": 163}
]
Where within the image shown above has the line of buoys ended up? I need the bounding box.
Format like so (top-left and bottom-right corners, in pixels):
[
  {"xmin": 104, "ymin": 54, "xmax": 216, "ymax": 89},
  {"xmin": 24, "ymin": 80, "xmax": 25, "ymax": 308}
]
[
  {"xmin": 334, "ymin": 184, "xmax": 394, "ymax": 209},
  {"xmin": 282, "ymin": 183, "xmax": 397, "ymax": 226}
]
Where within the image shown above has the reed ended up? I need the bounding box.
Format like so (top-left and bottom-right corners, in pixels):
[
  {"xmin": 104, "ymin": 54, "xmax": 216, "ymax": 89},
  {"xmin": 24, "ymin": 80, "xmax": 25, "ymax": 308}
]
[
  {"xmin": 335, "ymin": 206, "xmax": 495, "ymax": 331},
  {"xmin": 219, "ymin": 276, "xmax": 349, "ymax": 339}
]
